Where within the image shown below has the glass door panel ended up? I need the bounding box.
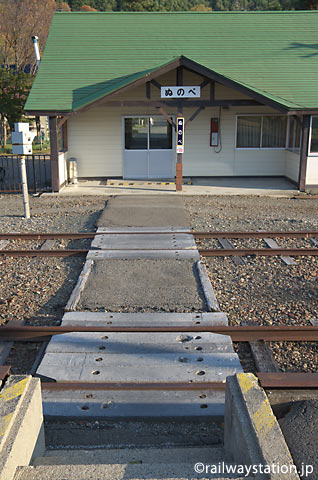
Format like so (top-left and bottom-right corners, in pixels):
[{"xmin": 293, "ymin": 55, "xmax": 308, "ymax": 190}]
[
  {"xmin": 149, "ymin": 117, "xmax": 172, "ymax": 150},
  {"xmin": 125, "ymin": 117, "xmax": 148, "ymax": 150}
]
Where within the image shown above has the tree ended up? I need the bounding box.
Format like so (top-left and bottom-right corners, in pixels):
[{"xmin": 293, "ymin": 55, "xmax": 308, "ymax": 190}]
[
  {"xmin": 0, "ymin": 68, "xmax": 33, "ymax": 146},
  {"xmin": 122, "ymin": 0, "xmax": 158, "ymax": 9},
  {"xmin": 91, "ymin": 0, "xmax": 116, "ymax": 9},
  {"xmin": 56, "ymin": 1, "xmax": 72, "ymax": 10},
  {"xmin": 0, "ymin": 0, "xmax": 56, "ymax": 73},
  {"xmin": 190, "ymin": 3, "xmax": 212, "ymax": 8},
  {"xmin": 80, "ymin": 4, "xmax": 99, "ymax": 9}
]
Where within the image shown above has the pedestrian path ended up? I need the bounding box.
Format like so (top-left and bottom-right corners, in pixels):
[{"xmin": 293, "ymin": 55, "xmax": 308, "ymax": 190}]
[{"xmin": 36, "ymin": 196, "xmax": 242, "ymax": 418}]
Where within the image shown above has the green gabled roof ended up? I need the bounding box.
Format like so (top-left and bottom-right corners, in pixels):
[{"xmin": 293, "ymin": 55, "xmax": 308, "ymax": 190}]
[{"xmin": 25, "ymin": 11, "xmax": 318, "ymax": 113}]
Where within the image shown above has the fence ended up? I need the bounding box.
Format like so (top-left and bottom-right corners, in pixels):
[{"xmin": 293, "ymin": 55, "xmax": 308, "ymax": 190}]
[{"xmin": 0, "ymin": 154, "xmax": 51, "ymax": 193}]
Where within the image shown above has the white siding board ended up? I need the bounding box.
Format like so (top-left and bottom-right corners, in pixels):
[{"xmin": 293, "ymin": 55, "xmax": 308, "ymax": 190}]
[
  {"xmin": 58, "ymin": 152, "xmax": 67, "ymax": 186},
  {"xmin": 306, "ymin": 156, "xmax": 318, "ymax": 185},
  {"xmin": 285, "ymin": 150, "xmax": 300, "ymax": 183}
]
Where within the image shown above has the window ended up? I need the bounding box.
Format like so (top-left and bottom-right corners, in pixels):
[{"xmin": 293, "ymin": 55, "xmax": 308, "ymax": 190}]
[
  {"xmin": 310, "ymin": 116, "xmax": 318, "ymax": 154},
  {"xmin": 288, "ymin": 117, "xmax": 301, "ymax": 150},
  {"xmin": 236, "ymin": 115, "xmax": 287, "ymax": 149},
  {"xmin": 236, "ymin": 116, "xmax": 261, "ymax": 148}
]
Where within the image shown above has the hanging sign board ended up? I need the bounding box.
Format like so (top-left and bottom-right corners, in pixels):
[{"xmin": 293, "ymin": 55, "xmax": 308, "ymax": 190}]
[
  {"xmin": 161, "ymin": 86, "xmax": 200, "ymax": 98},
  {"xmin": 176, "ymin": 117, "xmax": 184, "ymax": 154}
]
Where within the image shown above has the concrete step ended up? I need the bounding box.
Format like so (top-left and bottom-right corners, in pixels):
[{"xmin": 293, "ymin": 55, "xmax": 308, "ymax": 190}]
[
  {"xmin": 33, "ymin": 446, "xmax": 225, "ymax": 465},
  {"xmin": 14, "ymin": 463, "xmax": 253, "ymax": 480},
  {"xmin": 42, "ymin": 387, "xmax": 227, "ymax": 418}
]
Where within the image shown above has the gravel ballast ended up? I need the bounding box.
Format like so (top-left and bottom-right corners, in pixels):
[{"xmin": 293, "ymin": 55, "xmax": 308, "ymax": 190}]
[
  {"xmin": 184, "ymin": 195, "xmax": 318, "ymax": 372},
  {"xmin": 0, "ymin": 195, "xmax": 107, "ymax": 372}
]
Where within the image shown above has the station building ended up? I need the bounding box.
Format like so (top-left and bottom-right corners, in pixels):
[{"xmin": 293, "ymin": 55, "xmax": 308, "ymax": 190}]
[{"xmin": 25, "ymin": 11, "xmax": 318, "ymax": 191}]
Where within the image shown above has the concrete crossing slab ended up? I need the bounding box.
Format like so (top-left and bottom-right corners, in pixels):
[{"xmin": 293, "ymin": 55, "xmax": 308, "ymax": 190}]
[
  {"xmin": 96, "ymin": 226, "xmax": 191, "ymax": 233},
  {"xmin": 41, "ymin": 388, "xmax": 227, "ymax": 418},
  {"xmin": 38, "ymin": 352, "xmax": 242, "ymax": 376},
  {"xmin": 62, "ymin": 312, "xmax": 228, "ymax": 326},
  {"xmin": 77, "ymin": 259, "xmax": 206, "ymax": 312},
  {"xmin": 97, "ymin": 197, "xmax": 189, "ymax": 228},
  {"xmin": 39, "ymin": 363, "xmax": 240, "ymax": 383},
  {"xmin": 91, "ymin": 233, "xmax": 196, "ymax": 250},
  {"xmin": 45, "ymin": 332, "xmax": 234, "ymax": 354},
  {"xmin": 87, "ymin": 249, "xmax": 200, "ymax": 260}
]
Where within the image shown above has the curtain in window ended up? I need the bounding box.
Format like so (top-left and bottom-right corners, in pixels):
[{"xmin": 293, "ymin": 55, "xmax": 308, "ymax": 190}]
[
  {"xmin": 237, "ymin": 116, "xmax": 261, "ymax": 148},
  {"xmin": 311, "ymin": 117, "xmax": 318, "ymax": 153},
  {"xmin": 262, "ymin": 116, "xmax": 287, "ymax": 148}
]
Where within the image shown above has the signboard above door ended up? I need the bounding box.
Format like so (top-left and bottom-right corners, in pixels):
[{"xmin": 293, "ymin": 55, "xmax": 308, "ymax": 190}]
[{"xmin": 161, "ymin": 86, "xmax": 201, "ymax": 98}]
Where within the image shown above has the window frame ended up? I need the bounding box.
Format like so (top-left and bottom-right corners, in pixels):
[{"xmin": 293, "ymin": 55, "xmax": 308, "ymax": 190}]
[
  {"xmin": 235, "ymin": 113, "xmax": 288, "ymax": 150},
  {"xmin": 309, "ymin": 115, "xmax": 318, "ymax": 155},
  {"xmin": 123, "ymin": 115, "xmax": 174, "ymax": 152}
]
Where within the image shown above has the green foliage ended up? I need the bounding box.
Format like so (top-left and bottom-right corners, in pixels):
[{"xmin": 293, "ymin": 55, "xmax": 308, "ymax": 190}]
[
  {"xmin": 0, "ymin": 68, "xmax": 33, "ymax": 129},
  {"xmin": 60, "ymin": 0, "xmax": 318, "ymax": 10}
]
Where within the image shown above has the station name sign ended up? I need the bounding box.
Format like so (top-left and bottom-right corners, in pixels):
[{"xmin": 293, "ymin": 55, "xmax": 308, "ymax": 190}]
[
  {"xmin": 161, "ymin": 86, "xmax": 201, "ymax": 98},
  {"xmin": 176, "ymin": 117, "xmax": 184, "ymax": 154}
]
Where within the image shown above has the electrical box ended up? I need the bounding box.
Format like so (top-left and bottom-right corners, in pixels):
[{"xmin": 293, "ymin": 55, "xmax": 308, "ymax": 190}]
[
  {"xmin": 14, "ymin": 122, "xmax": 30, "ymax": 133},
  {"xmin": 12, "ymin": 131, "xmax": 34, "ymax": 145},
  {"xmin": 12, "ymin": 144, "xmax": 33, "ymax": 155},
  {"xmin": 210, "ymin": 117, "xmax": 219, "ymax": 147},
  {"xmin": 12, "ymin": 122, "xmax": 35, "ymax": 155}
]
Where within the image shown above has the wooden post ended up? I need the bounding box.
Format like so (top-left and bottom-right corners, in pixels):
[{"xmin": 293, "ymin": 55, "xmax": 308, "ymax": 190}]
[
  {"xmin": 19, "ymin": 155, "xmax": 30, "ymax": 219},
  {"xmin": 298, "ymin": 115, "xmax": 310, "ymax": 192},
  {"xmin": 176, "ymin": 67, "xmax": 183, "ymax": 192},
  {"xmin": 49, "ymin": 116, "xmax": 60, "ymax": 192},
  {"xmin": 62, "ymin": 121, "xmax": 68, "ymax": 151}
]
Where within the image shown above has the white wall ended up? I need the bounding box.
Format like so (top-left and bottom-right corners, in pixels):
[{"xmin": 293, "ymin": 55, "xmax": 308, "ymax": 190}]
[
  {"xmin": 285, "ymin": 150, "xmax": 300, "ymax": 183},
  {"xmin": 67, "ymin": 69, "xmax": 287, "ymax": 178},
  {"xmin": 183, "ymin": 105, "xmax": 285, "ymax": 176},
  {"xmin": 58, "ymin": 151, "xmax": 67, "ymax": 186},
  {"xmin": 306, "ymin": 155, "xmax": 318, "ymax": 185}
]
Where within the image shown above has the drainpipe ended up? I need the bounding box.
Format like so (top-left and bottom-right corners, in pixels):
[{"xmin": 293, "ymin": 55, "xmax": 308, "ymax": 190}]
[{"xmin": 32, "ymin": 36, "xmax": 41, "ymax": 69}]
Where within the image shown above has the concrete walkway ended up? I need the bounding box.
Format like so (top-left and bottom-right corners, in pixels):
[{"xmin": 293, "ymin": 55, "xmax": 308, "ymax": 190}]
[
  {"xmin": 56, "ymin": 177, "xmax": 298, "ymax": 196},
  {"xmin": 36, "ymin": 196, "xmax": 242, "ymax": 418}
]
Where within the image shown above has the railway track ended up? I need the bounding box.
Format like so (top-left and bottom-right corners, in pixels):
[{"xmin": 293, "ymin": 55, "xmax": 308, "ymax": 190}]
[
  {"xmin": 0, "ymin": 229, "xmax": 318, "ymax": 257},
  {"xmin": 1, "ymin": 229, "xmax": 317, "ymax": 407}
]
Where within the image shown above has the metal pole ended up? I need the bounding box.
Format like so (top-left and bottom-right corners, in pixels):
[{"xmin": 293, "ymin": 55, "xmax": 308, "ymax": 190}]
[{"xmin": 19, "ymin": 155, "xmax": 30, "ymax": 219}]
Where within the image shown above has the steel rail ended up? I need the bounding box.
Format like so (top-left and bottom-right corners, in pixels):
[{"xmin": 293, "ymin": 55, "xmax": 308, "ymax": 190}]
[
  {"xmin": 0, "ymin": 249, "xmax": 88, "ymax": 257},
  {"xmin": 2, "ymin": 325, "xmax": 318, "ymax": 341},
  {"xmin": 257, "ymin": 372, "xmax": 318, "ymax": 389},
  {"xmin": 0, "ymin": 230, "xmax": 318, "ymax": 240},
  {"xmin": 198, "ymin": 248, "xmax": 318, "ymax": 257},
  {"xmin": 1, "ymin": 247, "xmax": 318, "ymax": 258},
  {"xmin": 41, "ymin": 374, "xmax": 318, "ymax": 391}
]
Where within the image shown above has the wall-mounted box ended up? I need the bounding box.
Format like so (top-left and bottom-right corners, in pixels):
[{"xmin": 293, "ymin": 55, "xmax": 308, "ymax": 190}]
[{"xmin": 12, "ymin": 144, "xmax": 33, "ymax": 155}]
